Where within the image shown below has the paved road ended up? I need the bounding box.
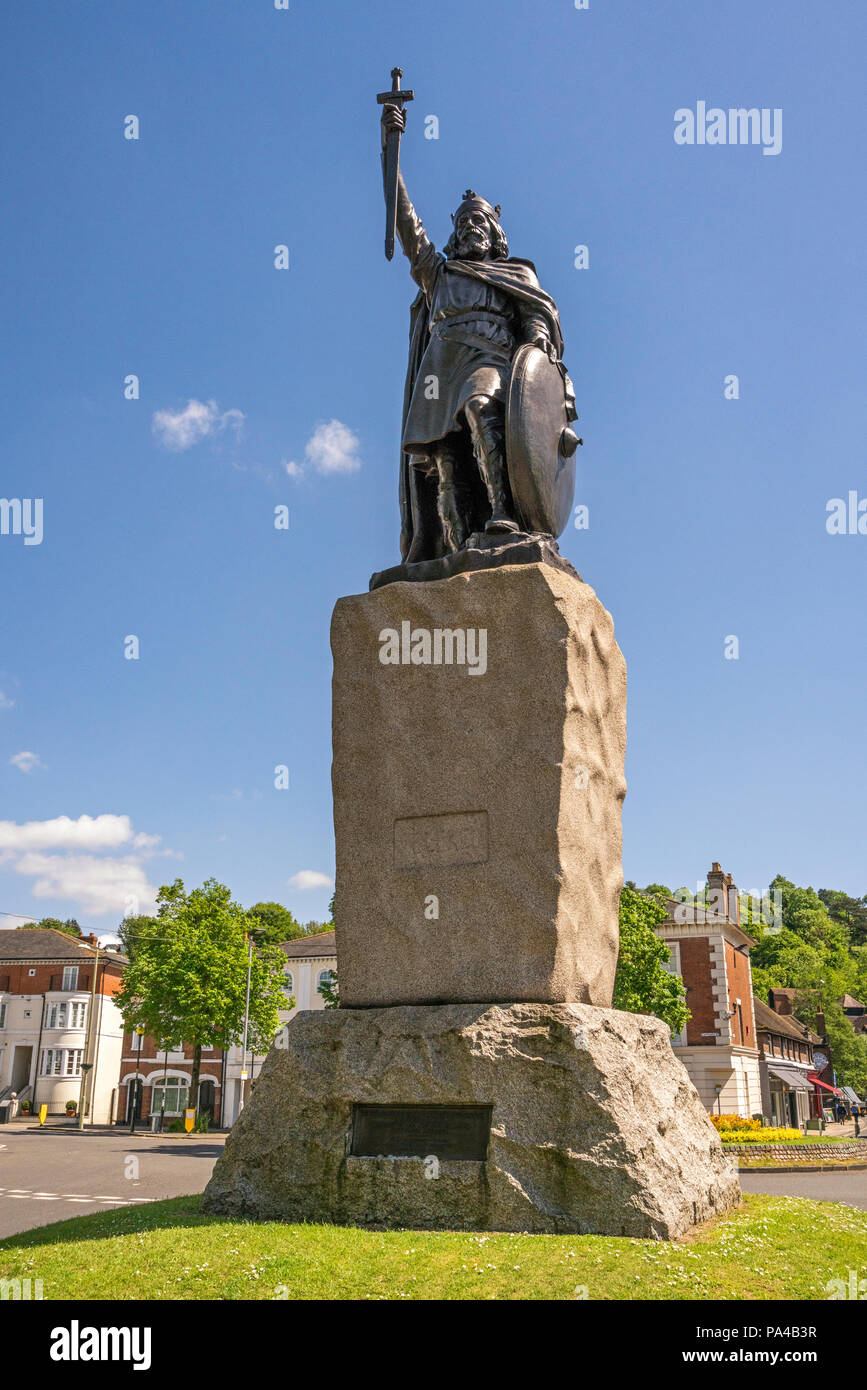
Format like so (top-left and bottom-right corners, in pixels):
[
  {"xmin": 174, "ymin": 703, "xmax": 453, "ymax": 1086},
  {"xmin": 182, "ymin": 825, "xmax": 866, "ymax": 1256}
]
[
  {"xmin": 739, "ymin": 1169, "xmax": 867, "ymax": 1210},
  {"xmin": 0, "ymin": 1125, "xmax": 226, "ymax": 1239}
]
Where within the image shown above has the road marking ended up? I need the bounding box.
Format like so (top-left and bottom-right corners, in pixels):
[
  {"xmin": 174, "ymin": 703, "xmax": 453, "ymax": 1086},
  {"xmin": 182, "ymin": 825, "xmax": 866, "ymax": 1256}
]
[{"xmin": 0, "ymin": 1186, "xmax": 154, "ymax": 1208}]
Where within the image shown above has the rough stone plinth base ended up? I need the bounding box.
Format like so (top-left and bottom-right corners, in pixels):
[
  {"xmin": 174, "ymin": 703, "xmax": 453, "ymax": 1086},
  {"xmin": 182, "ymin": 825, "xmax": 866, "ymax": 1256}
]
[
  {"xmin": 203, "ymin": 1003, "xmax": 740, "ymax": 1239},
  {"xmin": 331, "ymin": 563, "xmax": 627, "ymax": 1008}
]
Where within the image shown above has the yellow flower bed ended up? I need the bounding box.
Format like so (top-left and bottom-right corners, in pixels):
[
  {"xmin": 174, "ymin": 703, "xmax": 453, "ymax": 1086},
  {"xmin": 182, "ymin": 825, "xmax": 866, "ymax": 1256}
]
[
  {"xmin": 719, "ymin": 1127, "xmax": 803, "ymax": 1144},
  {"xmin": 710, "ymin": 1114, "xmax": 762, "ymax": 1133}
]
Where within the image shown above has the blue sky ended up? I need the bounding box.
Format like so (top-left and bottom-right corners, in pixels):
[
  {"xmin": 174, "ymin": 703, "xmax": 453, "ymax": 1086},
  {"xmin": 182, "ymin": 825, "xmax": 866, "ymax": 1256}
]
[{"xmin": 1, "ymin": 0, "xmax": 865, "ymax": 935}]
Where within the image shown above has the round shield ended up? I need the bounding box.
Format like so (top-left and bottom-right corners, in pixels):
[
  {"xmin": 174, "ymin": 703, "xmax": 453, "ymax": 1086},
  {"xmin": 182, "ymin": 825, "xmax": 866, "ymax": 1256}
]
[{"xmin": 506, "ymin": 343, "xmax": 576, "ymax": 537}]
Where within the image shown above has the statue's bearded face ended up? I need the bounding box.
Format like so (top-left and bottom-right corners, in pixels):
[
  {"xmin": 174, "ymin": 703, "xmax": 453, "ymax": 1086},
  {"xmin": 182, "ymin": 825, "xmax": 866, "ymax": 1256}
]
[{"xmin": 454, "ymin": 210, "xmax": 493, "ymax": 261}]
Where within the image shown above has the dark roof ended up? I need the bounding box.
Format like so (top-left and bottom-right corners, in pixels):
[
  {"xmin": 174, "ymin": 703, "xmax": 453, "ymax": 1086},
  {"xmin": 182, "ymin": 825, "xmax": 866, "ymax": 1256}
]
[
  {"xmin": 0, "ymin": 927, "xmax": 126, "ymax": 964},
  {"xmin": 753, "ymin": 995, "xmax": 822, "ymax": 1045},
  {"xmin": 280, "ymin": 930, "xmax": 336, "ymax": 960},
  {"xmin": 838, "ymin": 994, "xmax": 865, "ymax": 1011}
]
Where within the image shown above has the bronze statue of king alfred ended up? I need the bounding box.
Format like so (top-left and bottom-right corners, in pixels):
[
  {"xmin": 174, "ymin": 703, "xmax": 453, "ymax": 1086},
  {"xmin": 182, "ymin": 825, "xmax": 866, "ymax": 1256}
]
[{"xmin": 379, "ymin": 78, "xmax": 581, "ymax": 569}]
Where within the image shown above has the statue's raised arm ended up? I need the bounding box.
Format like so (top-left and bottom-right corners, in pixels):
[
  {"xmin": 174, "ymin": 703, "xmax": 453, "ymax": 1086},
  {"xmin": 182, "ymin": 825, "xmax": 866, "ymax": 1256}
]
[{"xmin": 380, "ymin": 100, "xmax": 440, "ymax": 297}]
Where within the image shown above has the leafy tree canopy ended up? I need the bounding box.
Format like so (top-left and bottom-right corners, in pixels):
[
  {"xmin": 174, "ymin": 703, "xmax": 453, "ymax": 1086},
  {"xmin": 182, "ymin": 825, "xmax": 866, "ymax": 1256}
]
[
  {"xmin": 38, "ymin": 917, "xmax": 83, "ymax": 938},
  {"xmin": 116, "ymin": 879, "xmax": 289, "ymax": 1106},
  {"xmin": 614, "ymin": 886, "xmax": 689, "ymax": 1036},
  {"xmin": 247, "ymin": 900, "xmax": 305, "ymax": 943}
]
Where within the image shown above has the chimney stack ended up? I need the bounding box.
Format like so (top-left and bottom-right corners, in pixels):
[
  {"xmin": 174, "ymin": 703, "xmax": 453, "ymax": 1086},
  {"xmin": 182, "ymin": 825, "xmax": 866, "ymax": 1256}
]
[
  {"xmin": 706, "ymin": 862, "xmax": 739, "ymax": 924},
  {"xmin": 769, "ymin": 988, "xmax": 794, "ymax": 1016}
]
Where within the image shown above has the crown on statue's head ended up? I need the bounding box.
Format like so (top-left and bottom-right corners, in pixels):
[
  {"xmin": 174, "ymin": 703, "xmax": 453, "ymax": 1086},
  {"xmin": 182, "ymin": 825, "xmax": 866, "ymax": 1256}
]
[{"xmin": 452, "ymin": 190, "xmax": 502, "ymax": 224}]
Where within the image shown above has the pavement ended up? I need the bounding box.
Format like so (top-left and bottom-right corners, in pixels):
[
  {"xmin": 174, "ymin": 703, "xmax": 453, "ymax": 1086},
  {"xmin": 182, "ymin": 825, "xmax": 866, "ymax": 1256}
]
[
  {"xmin": 737, "ymin": 1169, "xmax": 867, "ymax": 1210},
  {"xmin": 821, "ymin": 1118, "xmax": 865, "ymax": 1140},
  {"xmin": 0, "ymin": 1123, "xmax": 227, "ymax": 1239}
]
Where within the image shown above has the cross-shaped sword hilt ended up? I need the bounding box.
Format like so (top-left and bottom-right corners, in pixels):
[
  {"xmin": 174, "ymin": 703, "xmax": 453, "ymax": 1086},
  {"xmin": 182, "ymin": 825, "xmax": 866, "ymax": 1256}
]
[{"xmin": 376, "ymin": 67, "xmax": 415, "ymax": 109}]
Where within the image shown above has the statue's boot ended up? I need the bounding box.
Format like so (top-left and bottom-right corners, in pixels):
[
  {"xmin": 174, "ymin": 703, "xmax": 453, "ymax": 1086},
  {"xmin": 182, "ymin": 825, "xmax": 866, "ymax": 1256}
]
[
  {"xmin": 466, "ymin": 399, "xmax": 521, "ymax": 536},
  {"xmin": 434, "ymin": 441, "xmax": 470, "ymax": 552}
]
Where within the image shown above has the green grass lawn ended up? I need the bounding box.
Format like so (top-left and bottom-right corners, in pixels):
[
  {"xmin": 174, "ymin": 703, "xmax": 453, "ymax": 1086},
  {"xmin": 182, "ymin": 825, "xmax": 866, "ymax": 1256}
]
[{"xmin": 1, "ymin": 1194, "xmax": 865, "ymax": 1300}]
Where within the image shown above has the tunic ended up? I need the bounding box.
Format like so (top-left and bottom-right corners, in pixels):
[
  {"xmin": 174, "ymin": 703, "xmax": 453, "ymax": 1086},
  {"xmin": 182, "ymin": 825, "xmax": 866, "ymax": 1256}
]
[{"xmin": 395, "ymin": 177, "xmax": 551, "ymax": 456}]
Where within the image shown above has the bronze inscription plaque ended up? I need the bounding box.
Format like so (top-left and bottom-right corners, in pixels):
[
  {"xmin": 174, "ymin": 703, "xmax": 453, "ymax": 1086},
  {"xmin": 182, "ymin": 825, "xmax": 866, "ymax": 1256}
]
[{"xmin": 350, "ymin": 1103, "xmax": 492, "ymax": 1160}]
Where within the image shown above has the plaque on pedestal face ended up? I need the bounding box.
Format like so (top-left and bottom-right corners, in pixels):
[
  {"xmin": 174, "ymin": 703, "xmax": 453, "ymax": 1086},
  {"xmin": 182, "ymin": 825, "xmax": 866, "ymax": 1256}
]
[{"xmin": 350, "ymin": 1103, "xmax": 492, "ymax": 1161}]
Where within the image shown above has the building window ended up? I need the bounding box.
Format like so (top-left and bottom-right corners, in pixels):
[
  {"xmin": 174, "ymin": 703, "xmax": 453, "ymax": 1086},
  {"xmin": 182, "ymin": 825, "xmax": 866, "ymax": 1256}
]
[
  {"xmin": 284, "ymin": 971, "xmax": 294, "ymax": 997},
  {"xmin": 317, "ymin": 969, "xmax": 335, "ymax": 991},
  {"xmin": 0, "ymin": 1003, "xmax": 6, "ymax": 1029},
  {"xmin": 130, "ymin": 1031, "xmax": 143, "ymax": 1052},
  {"xmin": 40, "ymin": 1048, "xmax": 83, "ymax": 1078},
  {"xmin": 659, "ymin": 945, "xmax": 687, "ymax": 1046},
  {"xmin": 47, "ymin": 1001, "xmax": 87, "ymax": 1030},
  {"xmin": 62, "ymin": 966, "xmax": 79, "ymax": 991},
  {"xmin": 151, "ymin": 1078, "xmax": 189, "ymax": 1117}
]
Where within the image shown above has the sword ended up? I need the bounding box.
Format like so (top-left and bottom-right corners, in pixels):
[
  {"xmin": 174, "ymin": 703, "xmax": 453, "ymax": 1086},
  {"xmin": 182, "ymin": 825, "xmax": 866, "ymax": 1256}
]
[{"xmin": 376, "ymin": 67, "xmax": 414, "ymax": 261}]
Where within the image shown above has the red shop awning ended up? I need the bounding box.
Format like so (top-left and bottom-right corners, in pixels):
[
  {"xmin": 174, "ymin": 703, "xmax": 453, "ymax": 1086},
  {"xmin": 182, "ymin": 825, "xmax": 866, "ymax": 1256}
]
[{"xmin": 808, "ymin": 1074, "xmax": 842, "ymax": 1095}]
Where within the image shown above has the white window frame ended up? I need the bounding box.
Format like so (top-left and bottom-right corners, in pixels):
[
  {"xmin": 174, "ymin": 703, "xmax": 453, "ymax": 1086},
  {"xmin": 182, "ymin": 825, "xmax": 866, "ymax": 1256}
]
[
  {"xmin": 62, "ymin": 966, "xmax": 79, "ymax": 991},
  {"xmin": 40, "ymin": 1048, "xmax": 83, "ymax": 1078},
  {"xmin": 317, "ymin": 969, "xmax": 335, "ymax": 990},
  {"xmin": 661, "ymin": 942, "xmax": 688, "ymax": 1047},
  {"xmin": 0, "ymin": 1002, "xmax": 6, "ymax": 1029},
  {"xmin": 151, "ymin": 1076, "xmax": 190, "ymax": 1117}
]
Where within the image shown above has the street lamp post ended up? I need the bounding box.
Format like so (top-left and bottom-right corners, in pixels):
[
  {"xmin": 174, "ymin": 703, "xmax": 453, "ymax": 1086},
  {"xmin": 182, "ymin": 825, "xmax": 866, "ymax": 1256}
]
[
  {"xmin": 129, "ymin": 1026, "xmax": 145, "ymax": 1134},
  {"xmin": 238, "ymin": 929, "xmax": 264, "ymax": 1119},
  {"xmin": 159, "ymin": 1045, "xmax": 169, "ymax": 1133}
]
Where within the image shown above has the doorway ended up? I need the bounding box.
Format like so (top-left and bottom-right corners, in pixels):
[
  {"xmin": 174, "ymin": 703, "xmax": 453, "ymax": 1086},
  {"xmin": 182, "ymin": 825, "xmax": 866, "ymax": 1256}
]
[
  {"xmin": 199, "ymin": 1079, "xmax": 215, "ymax": 1122},
  {"xmin": 11, "ymin": 1046, "xmax": 32, "ymax": 1092}
]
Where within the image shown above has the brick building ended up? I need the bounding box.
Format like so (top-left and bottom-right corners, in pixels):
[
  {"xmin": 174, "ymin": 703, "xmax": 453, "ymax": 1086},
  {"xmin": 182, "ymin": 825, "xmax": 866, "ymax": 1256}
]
[
  {"xmin": 0, "ymin": 928, "xmax": 126, "ymax": 1122},
  {"xmin": 655, "ymin": 863, "xmax": 762, "ymax": 1116},
  {"xmin": 118, "ymin": 1032, "xmax": 225, "ymax": 1127},
  {"xmin": 753, "ymin": 991, "xmax": 824, "ymax": 1126}
]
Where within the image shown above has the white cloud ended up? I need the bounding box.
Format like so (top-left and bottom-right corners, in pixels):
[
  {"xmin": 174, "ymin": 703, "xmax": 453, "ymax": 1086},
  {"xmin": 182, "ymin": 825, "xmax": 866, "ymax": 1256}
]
[
  {"xmin": 132, "ymin": 832, "xmax": 162, "ymax": 850},
  {"xmin": 282, "ymin": 459, "xmax": 303, "ymax": 479},
  {"xmin": 9, "ymin": 751, "xmax": 44, "ymax": 774},
  {"xmin": 0, "ymin": 814, "xmax": 165, "ymax": 918},
  {"xmin": 0, "ymin": 914, "xmax": 37, "ymax": 931},
  {"xmin": 304, "ymin": 420, "xmax": 361, "ymax": 475},
  {"xmin": 288, "ymin": 870, "xmax": 334, "ymax": 891},
  {"xmin": 152, "ymin": 398, "xmax": 245, "ymax": 452},
  {"xmin": 0, "ymin": 814, "xmax": 136, "ymax": 854},
  {"xmin": 0, "ymin": 690, "xmax": 14, "ymax": 711},
  {"xmin": 11, "ymin": 852, "xmax": 158, "ymax": 918}
]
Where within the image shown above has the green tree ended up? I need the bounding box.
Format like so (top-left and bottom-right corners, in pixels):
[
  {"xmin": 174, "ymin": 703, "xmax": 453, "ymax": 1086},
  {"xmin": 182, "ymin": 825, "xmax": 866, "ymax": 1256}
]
[
  {"xmin": 38, "ymin": 917, "xmax": 83, "ymax": 938},
  {"xmin": 318, "ymin": 969, "xmax": 339, "ymax": 1009},
  {"xmin": 116, "ymin": 879, "xmax": 288, "ymax": 1109},
  {"xmin": 247, "ymin": 901, "xmax": 304, "ymax": 943},
  {"xmin": 818, "ymin": 889, "xmax": 867, "ymax": 947},
  {"xmin": 614, "ymin": 886, "xmax": 689, "ymax": 1035}
]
